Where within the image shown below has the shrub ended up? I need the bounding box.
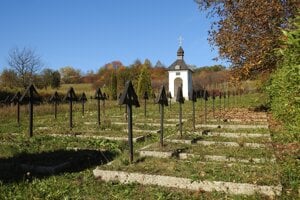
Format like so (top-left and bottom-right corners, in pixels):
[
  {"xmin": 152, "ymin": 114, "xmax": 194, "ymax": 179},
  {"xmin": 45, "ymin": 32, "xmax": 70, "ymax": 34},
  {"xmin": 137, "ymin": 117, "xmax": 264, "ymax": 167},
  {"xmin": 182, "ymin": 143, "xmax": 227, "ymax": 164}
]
[{"xmin": 265, "ymin": 13, "xmax": 300, "ymax": 138}]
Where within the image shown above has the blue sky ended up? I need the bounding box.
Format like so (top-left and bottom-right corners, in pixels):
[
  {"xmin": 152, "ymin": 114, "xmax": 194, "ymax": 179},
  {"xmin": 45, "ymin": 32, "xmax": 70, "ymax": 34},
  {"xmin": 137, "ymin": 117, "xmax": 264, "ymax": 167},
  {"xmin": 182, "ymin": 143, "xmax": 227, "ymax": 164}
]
[{"xmin": 0, "ymin": 0, "xmax": 226, "ymax": 73}]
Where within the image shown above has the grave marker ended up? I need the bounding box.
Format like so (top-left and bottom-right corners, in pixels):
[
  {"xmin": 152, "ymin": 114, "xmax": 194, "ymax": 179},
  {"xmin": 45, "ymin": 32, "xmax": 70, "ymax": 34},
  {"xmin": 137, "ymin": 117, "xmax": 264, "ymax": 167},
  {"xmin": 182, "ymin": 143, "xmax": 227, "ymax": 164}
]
[
  {"xmin": 79, "ymin": 92, "xmax": 87, "ymax": 116},
  {"xmin": 227, "ymin": 90, "xmax": 230, "ymax": 108},
  {"xmin": 156, "ymin": 85, "xmax": 168, "ymax": 147},
  {"xmin": 176, "ymin": 86, "xmax": 184, "ymax": 137},
  {"xmin": 49, "ymin": 91, "xmax": 61, "ymax": 119},
  {"xmin": 11, "ymin": 92, "xmax": 21, "ymax": 125},
  {"xmin": 118, "ymin": 93, "xmax": 122, "ymax": 111},
  {"xmin": 219, "ymin": 91, "xmax": 222, "ymax": 123},
  {"xmin": 239, "ymin": 88, "xmax": 243, "ymax": 104},
  {"xmin": 94, "ymin": 88, "xmax": 103, "ymax": 126},
  {"xmin": 212, "ymin": 90, "xmax": 216, "ymax": 118},
  {"xmin": 167, "ymin": 91, "xmax": 172, "ymax": 109},
  {"xmin": 191, "ymin": 90, "xmax": 197, "ymax": 132},
  {"xmin": 64, "ymin": 87, "xmax": 77, "ymax": 130},
  {"xmin": 20, "ymin": 84, "xmax": 41, "ymax": 137},
  {"xmin": 119, "ymin": 81, "xmax": 140, "ymax": 163},
  {"xmin": 234, "ymin": 86, "xmax": 237, "ymax": 105},
  {"xmin": 223, "ymin": 91, "xmax": 226, "ymax": 111},
  {"xmin": 143, "ymin": 91, "xmax": 149, "ymax": 117},
  {"xmin": 102, "ymin": 92, "xmax": 107, "ymax": 115},
  {"xmin": 199, "ymin": 89, "xmax": 204, "ymax": 121},
  {"xmin": 203, "ymin": 90, "xmax": 209, "ymax": 123}
]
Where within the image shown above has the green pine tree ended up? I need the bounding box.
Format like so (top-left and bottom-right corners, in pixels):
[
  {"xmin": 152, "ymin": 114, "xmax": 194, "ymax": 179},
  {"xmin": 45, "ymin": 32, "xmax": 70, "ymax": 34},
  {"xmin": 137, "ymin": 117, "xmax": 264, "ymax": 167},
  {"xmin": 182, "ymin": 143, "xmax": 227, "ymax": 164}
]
[{"xmin": 137, "ymin": 65, "xmax": 152, "ymax": 98}]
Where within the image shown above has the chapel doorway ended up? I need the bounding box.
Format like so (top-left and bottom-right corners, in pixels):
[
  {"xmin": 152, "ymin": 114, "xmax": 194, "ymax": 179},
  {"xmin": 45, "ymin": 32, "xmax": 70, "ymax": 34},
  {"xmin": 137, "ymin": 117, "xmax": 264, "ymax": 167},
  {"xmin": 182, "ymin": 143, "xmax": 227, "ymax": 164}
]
[{"xmin": 174, "ymin": 77, "xmax": 183, "ymax": 98}]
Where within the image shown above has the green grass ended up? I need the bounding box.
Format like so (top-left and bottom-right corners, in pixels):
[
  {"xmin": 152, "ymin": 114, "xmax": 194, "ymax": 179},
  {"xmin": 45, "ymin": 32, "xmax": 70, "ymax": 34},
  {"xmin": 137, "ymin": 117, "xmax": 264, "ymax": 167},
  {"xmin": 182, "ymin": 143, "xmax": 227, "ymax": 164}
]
[
  {"xmin": 0, "ymin": 88, "xmax": 298, "ymax": 199},
  {"xmin": 0, "ymin": 133, "xmax": 122, "ymax": 158}
]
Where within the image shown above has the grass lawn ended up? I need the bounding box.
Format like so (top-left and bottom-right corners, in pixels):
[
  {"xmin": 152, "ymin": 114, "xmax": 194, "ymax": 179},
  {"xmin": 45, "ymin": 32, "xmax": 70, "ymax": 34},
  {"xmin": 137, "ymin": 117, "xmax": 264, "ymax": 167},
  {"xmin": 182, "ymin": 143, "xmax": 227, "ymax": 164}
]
[{"xmin": 0, "ymin": 88, "xmax": 298, "ymax": 199}]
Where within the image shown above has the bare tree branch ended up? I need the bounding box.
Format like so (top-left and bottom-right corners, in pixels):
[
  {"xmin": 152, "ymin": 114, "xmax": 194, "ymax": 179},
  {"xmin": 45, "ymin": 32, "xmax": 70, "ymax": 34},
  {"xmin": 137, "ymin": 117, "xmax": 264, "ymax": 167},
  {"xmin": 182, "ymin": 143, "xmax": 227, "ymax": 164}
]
[{"xmin": 7, "ymin": 47, "xmax": 43, "ymax": 88}]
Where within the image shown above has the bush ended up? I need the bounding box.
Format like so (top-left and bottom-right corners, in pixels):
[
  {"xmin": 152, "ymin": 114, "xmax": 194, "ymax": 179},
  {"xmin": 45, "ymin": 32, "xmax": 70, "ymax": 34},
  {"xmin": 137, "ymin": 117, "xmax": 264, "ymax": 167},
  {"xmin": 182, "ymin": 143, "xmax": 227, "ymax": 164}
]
[{"xmin": 265, "ymin": 13, "xmax": 300, "ymax": 138}]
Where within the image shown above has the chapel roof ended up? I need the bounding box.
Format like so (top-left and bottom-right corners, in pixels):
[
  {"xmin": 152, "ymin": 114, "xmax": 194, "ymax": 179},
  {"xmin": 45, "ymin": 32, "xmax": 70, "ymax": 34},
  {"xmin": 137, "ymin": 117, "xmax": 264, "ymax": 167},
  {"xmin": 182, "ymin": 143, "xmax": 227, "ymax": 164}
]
[{"xmin": 168, "ymin": 46, "xmax": 194, "ymax": 72}]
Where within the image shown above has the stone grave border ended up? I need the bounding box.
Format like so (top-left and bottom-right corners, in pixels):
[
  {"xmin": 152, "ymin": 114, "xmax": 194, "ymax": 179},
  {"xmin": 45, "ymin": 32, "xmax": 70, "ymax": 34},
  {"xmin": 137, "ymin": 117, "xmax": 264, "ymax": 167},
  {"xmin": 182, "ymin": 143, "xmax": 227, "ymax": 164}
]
[{"xmin": 93, "ymin": 169, "xmax": 282, "ymax": 197}]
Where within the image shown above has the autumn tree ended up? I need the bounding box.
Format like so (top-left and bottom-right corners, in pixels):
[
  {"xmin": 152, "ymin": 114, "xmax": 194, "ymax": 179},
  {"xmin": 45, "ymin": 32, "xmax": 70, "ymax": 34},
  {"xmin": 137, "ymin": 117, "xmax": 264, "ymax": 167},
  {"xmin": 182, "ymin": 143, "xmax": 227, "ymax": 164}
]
[
  {"xmin": 7, "ymin": 47, "xmax": 43, "ymax": 87},
  {"xmin": 60, "ymin": 66, "xmax": 81, "ymax": 84},
  {"xmin": 193, "ymin": 65, "xmax": 229, "ymax": 90},
  {"xmin": 93, "ymin": 61, "xmax": 126, "ymax": 97},
  {"xmin": 150, "ymin": 65, "xmax": 168, "ymax": 92},
  {"xmin": 81, "ymin": 70, "xmax": 97, "ymax": 83},
  {"xmin": 110, "ymin": 71, "xmax": 118, "ymax": 100},
  {"xmin": 195, "ymin": 0, "xmax": 299, "ymax": 80},
  {"xmin": 0, "ymin": 69, "xmax": 19, "ymax": 88}
]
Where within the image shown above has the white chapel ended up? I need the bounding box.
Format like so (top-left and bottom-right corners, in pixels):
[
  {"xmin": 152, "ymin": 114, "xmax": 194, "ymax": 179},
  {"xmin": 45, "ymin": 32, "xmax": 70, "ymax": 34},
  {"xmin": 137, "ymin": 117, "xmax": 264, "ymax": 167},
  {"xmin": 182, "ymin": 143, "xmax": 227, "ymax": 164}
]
[{"xmin": 168, "ymin": 45, "xmax": 194, "ymax": 100}]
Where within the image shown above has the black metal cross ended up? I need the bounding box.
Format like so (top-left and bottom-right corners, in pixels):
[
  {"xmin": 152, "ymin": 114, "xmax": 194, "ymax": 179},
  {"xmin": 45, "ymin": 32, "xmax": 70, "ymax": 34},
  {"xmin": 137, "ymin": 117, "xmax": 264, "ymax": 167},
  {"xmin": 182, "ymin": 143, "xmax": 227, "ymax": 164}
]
[
  {"xmin": 119, "ymin": 80, "xmax": 140, "ymax": 163},
  {"xmin": 20, "ymin": 84, "xmax": 41, "ymax": 137},
  {"xmin": 94, "ymin": 88, "xmax": 103, "ymax": 126},
  {"xmin": 212, "ymin": 90, "xmax": 216, "ymax": 118},
  {"xmin": 156, "ymin": 85, "xmax": 168, "ymax": 147},
  {"xmin": 102, "ymin": 93, "xmax": 107, "ymax": 116},
  {"xmin": 143, "ymin": 91, "xmax": 149, "ymax": 118},
  {"xmin": 167, "ymin": 91, "xmax": 172, "ymax": 109},
  {"xmin": 176, "ymin": 86, "xmax": 184, "ymax": 137},
  {"xmin": 49, "ymin": 91, "xmax": 61, "ymax": 119},
  {"xmin": 64, "ymin": 87, "xmax": 77, "ymax": 130},
  {"xmin": 191, "ymin": 90, "xmax": 197, "ymax": 132},
  {"xmin": 79, "ymin": 92, "xmax": 87, "ymax": 116},
  {"xmin": 203, "ymin": 90, "xmax": 209, "ymax": 123},
  {"xmin": 11, "ymin": 91, "xmax": 21, "ymax": 125},
  {"xmin": 219, "ymin": 91, "xmax": 222, "ymax": 123}
]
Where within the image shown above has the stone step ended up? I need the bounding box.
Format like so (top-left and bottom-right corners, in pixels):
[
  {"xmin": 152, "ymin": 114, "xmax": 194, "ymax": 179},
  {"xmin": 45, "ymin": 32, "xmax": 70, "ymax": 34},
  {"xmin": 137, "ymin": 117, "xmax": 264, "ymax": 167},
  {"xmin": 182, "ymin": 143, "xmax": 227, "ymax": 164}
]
[
  {"xmin": 93, "ymin": 169, "xmax": 281, "ymax": 197},
  {"xmin": 209, "ymin": 119, "xmax": 268, "ymax": 123},
  {"xmin": 205, "ymin": 132, "xmax": 271, "ymax": 139},
  {"xmin": 47, "ymin": 133, "xmax": 151, "ymax": 142},
  {"xmin": 196, "ymin": 124, "xmax": 269, "ymax": 129},
  {"xmin": 165, "ymin": 139, "xmax": 267, "ymax": 148},
  {"xmin": 123, "ymin": 129, "xmax": 160, "ymax": 134},
  {"xmin": 112, "ymin": 122, "xmax": 178, "ymax": 127},
  {"xmin": 139, "ymin": 150, "xmax": 276, "ymax": 164},
  {"xmin": 182, "ymin": 131, "xmax": 271, "ymax": 141}
]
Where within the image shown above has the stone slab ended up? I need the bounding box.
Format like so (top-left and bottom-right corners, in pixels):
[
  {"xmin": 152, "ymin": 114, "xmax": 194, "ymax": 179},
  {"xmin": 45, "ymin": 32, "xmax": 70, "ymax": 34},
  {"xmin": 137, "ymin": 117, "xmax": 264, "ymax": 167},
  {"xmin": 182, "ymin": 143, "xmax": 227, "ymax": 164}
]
[
  {"xmin": 84, "ymin": 122, "xmax": 97, "ymax": 125},
  {"xmin": 37, "ymin": 127, "xmax": 50, "ymax": 130},
  {"xmin": 138, "ymin": 150, "xmax": 275, "ymax": 164},
  {"xmin": 204, "ymin": 155, "xmax": 276, "ymax": 164},
  {"xmin": 165, "ymin": 139, "xmax": 266, "ymax": 148},
  {"xmin": 48, "ymin": 133, "xmax": 151, "ymax": 143},
  {"xmin": 165, "ymin": 118, "xmax": 187, "ymax": 122},
  {"xmin": 206, "ymin": 132, "xmax": 270, "ymax": 138},
  {"xmin": 112, "ymin": 122, "xmax": 178, "ymax": 127},
  {"xmin": 209, "ymin": 119, "xmax": 268, "ymax": 123},
  {"xmin": 196, "ymin": 124, "xmax": 268, "ymax": 129},
  {"xmin": 93, "ymin": 169, "xmax": 281, "ymax": 197},
  {"xmin": 123, "ymin": 129, "xmax": 159, "ymax": 134}
]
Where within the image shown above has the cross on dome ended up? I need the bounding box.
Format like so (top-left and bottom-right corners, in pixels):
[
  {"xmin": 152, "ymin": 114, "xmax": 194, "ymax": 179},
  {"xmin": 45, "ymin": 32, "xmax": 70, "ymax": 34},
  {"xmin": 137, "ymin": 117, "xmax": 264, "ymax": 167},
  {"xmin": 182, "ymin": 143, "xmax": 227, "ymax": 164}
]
[{"xmin": 178, "ymin": 36, "xmax": 183, "ymax": 46}]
